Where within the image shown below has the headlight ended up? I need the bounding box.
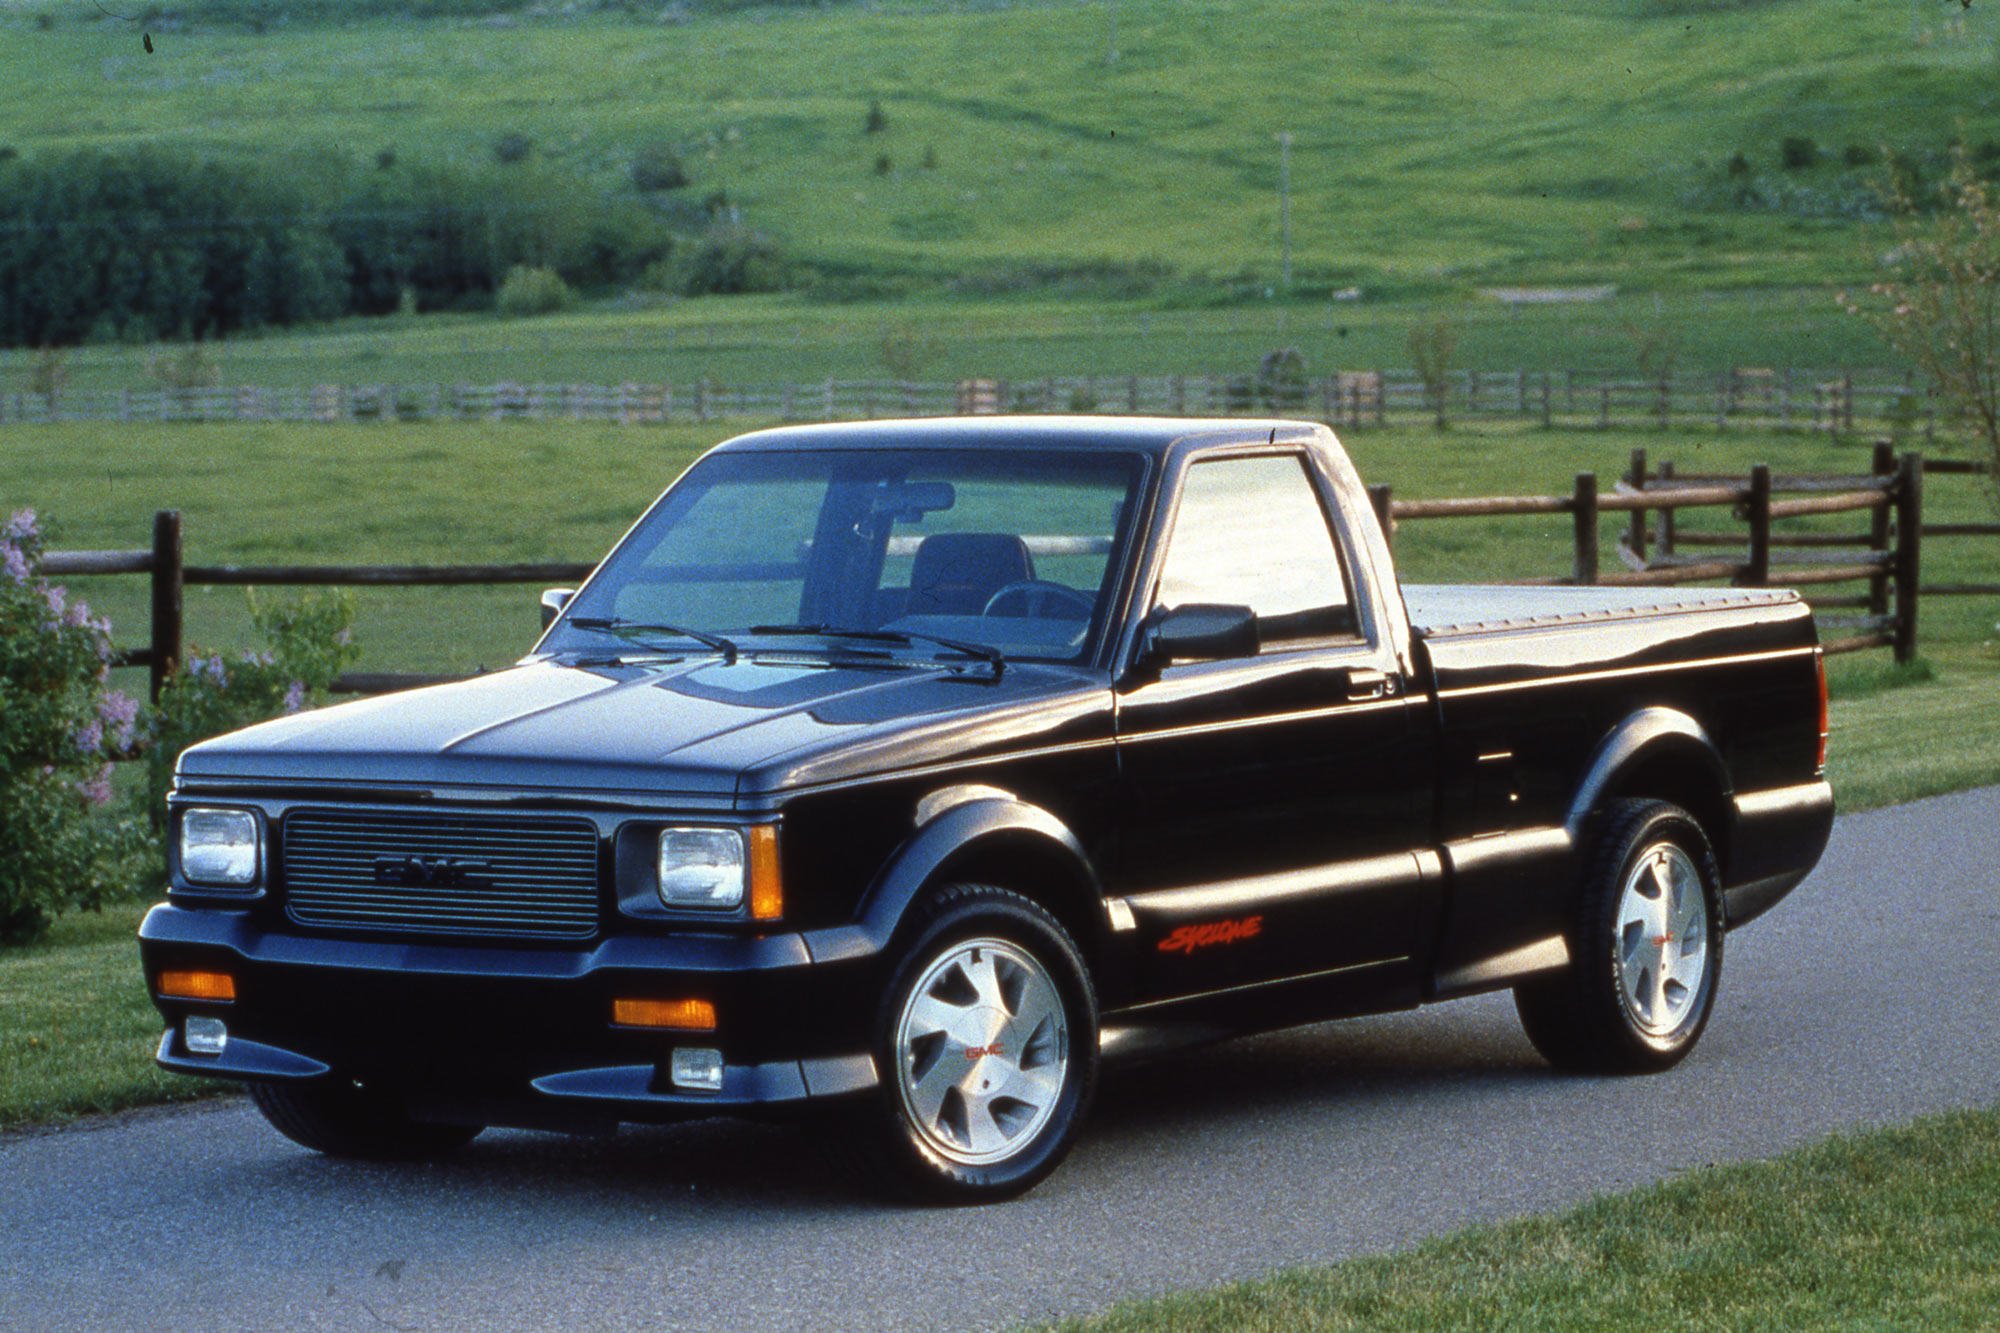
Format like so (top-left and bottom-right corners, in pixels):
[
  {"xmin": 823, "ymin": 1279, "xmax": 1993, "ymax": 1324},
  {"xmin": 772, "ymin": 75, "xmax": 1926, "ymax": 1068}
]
[
  {"xmin": 657, "ymin": 828, "xmax": 745, "ymax": 909},
  {"xmin": 179, "ymin": 808, "xmax": 260, "ymax": 888}
]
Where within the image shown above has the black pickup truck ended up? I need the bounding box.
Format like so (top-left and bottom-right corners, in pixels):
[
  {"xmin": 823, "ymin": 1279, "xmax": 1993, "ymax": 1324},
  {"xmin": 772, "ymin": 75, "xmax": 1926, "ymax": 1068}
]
[{"xmin": 141, "ymin": 417, "xmax": 1834, "ymax": 1202}]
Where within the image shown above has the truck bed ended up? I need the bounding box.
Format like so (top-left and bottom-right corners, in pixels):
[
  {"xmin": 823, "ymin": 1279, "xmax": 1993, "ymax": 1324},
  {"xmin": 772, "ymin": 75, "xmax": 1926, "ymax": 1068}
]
[{"xmin": 1402, "ymin": 583, "xmax": 1800, "ymax": 640}]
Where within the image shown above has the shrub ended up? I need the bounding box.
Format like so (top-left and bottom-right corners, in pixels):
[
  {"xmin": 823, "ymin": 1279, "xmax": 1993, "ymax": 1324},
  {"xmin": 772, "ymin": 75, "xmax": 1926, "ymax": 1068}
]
[
  {"xmin": 877, "ymin": 323, "xmax": 943, "ymax": 380},
  {"xmin": 493, "ymin": 131, "xmax": 533, "ymax": 165},
  {"xmin": 137, "ymin": 592, "xmax": 360, "ymax": 837},
  {"xmin": 675, "ymin": 225, "xmax": 791, "ymax": 296},
  {"xmin": 874, "ymin": 154, "xmax": 893, "ymax": 176},
  {"xmin": 495, "ymin": 264, "xmax": 576, "ymax": 316},
  {"xmin": 0, "ymin": 510, "xmax": 150, "ymax": 945},
  {"xmin": 1844, "ymin": 143, "xmax": 1880, "ymax": 168},
  {"xmin": 22, "ymin": 345, "xmax": 66, "ymax": 406},
  {"xmin": 864, "ymin": 99, "xmax": 888, "ymax": 134},
  {"xmin": 1781, "ymin": 136, "xmax": 1820, "ymax": 170},
  {"xmin": 1258, "ymin": 347, "xmax": 1308, "ymax": 409},
  {"xmin": 631, "ymin": 143, "xmax": 689, "ymax": 192},
  {"xmin": 1406, "ymin": 319, "xmax": 1462, "ymax": 429},
  {"xmin": 146, "ymin": 343, "xmax": 221, "ymax": 391}
]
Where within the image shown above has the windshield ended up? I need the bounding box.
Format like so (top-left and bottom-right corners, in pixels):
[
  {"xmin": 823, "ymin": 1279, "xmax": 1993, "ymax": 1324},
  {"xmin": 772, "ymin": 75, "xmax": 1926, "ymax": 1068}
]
[{"xmin": 544, "ymin": 447, "xmax": 1147, "ymax": 665}]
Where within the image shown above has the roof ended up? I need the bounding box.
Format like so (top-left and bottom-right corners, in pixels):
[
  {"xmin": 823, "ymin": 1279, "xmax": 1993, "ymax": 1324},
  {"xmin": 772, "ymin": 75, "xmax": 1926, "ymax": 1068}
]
[{"xmin": 710, "ymin": 415, "xmax": 1326, "ymax": 458}]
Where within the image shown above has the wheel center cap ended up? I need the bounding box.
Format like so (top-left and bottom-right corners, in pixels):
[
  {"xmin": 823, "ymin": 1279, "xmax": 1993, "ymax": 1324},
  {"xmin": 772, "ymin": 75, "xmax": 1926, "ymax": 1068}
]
[{"xmin": 957, "ymin": 1006, "xmax": 1010, "ymax": 1071}]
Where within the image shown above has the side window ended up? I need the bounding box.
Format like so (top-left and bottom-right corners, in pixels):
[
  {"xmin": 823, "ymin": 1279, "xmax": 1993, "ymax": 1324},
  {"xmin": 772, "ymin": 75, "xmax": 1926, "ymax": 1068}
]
[{"xmin": 1153, "ymin": 454, "xmax": 1354, "ymax": 645}]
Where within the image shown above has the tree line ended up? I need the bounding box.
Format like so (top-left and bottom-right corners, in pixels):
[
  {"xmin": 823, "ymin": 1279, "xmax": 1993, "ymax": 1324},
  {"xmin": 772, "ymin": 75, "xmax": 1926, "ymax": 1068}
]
[{"xmin": 0, "ymin": 147, "xmax": 677, "ymax": 348}]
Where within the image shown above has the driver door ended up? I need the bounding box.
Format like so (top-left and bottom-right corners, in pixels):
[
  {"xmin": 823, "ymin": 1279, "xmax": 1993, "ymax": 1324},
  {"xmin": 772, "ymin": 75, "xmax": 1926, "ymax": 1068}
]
[{"xmin": 1112, "ymin": 451, "xmax": 1430, "ymax": 1003}]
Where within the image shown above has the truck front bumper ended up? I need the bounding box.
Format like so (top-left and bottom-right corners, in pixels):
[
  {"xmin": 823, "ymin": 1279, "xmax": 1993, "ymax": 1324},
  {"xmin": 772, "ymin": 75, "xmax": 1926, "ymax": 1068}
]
[{"xmin": 138, "ymin": 903, "xmax": 882, "ymax": 1132}]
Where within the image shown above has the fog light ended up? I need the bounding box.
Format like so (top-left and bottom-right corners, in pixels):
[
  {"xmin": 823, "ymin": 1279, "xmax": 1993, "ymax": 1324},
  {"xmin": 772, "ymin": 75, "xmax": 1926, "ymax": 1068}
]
[
  {"xmin": 184, "ymin": 1016, "xmax": 228, "ymax": 1056},
  {"xmin": 670, "ymin": 1047, "xmax": 724, "ymax": 1093}
]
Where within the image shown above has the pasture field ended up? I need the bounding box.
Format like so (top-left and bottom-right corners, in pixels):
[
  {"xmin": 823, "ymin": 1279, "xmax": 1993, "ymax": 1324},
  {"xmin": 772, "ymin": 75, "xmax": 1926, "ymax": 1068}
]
[
  {"xmin": 0, "ymin": 287, "xmax": 1906, "ymax": 396},
  {"xmin": 5, "ymin": 0, "xmax": 1992, "ymax": 288},
  {"xmin": 1, "ymin": 0, "xmax": 1996, "ymax": 394}
]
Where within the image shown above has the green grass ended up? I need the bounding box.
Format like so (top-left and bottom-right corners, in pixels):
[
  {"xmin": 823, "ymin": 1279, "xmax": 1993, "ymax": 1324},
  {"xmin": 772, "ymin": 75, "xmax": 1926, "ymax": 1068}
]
[
  {"xmin": 1036, "ymin": 1104, "xmax": 2000, "ymax": 1332},
  {"xmin": 0, "ymin": 287, "xmax": 1912, "ymax": 395},
  {"xmin": 1, "ymin": 0, "xmax": 1997, "ymax": 394},
  {"xmin": 9, "ymin": 0, "xmax": 1988, "ymax": 288},
  {"xmin": 0, "ymin": 902, "xmax": 227, "ymax": 1130}
]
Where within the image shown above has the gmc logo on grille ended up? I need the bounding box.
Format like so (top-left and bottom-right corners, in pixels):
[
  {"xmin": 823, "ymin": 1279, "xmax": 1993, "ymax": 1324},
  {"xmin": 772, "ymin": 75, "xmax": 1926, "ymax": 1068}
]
[{"xmin": 371, "ymin": 856, "xmax": 495, "ymax": 889}]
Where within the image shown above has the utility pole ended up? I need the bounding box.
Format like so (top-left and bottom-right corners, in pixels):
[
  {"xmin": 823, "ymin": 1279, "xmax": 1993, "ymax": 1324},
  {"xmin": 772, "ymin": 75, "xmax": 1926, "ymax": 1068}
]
[{"xmin": 1276, "ymin": 131, "xmax": 1293, "ymax": 287}]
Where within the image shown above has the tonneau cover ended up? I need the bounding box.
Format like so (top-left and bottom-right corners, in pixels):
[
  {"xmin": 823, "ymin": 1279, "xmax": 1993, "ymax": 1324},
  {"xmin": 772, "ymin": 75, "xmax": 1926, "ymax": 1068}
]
[{"xmin": 1404, "ymin": 583, "xmax": 1799, "ymax": 639}]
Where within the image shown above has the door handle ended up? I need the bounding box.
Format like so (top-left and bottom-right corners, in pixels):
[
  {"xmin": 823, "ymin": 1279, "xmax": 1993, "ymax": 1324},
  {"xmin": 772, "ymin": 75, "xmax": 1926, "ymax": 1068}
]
[{"xmin": 1345, "ymin": 668, "xmax": 1396, "ymax": 702}]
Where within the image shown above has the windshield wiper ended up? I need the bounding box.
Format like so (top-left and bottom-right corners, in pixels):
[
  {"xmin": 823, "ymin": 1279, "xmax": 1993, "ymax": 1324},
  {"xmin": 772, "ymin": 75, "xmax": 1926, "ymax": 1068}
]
[
  {"xmin": 748, "ymin": 623, "xmax": 1005, "ymax": 676},
  {"xmin": 566, "ymin": 617, "xmax": 738, "ymax": 663}
]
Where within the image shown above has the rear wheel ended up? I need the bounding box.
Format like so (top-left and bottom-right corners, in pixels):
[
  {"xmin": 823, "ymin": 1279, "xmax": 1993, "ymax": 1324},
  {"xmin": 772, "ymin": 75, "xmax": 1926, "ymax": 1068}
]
[
  {"xmin": 1515, "ymin": 799, "xmax": 1724, "ymax": 1074},
  {"xmin": 249, "ymin": 1079, "xmax": 482, "ymax": 1160},
  {"xmin": 834, "ymin": 884, "xmax": 1098, "ymax": 1204}
]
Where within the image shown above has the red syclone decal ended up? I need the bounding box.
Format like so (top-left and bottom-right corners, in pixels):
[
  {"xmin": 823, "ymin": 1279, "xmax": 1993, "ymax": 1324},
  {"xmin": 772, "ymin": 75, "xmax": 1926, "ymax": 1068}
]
[{"xmin": 1157, "ymin": 915, "xmax": 1264, "ymax": 955}]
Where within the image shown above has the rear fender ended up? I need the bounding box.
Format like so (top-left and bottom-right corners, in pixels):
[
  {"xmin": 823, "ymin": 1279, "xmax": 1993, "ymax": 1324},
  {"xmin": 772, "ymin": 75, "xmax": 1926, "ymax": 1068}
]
[{"xmin": 1566, "ymin": 707, "xmax": 1732, "ymax": 853}]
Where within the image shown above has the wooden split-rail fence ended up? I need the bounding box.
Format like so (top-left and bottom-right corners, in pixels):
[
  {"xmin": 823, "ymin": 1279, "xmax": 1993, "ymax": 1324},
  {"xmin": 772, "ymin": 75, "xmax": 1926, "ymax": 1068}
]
[
  {"xmin": 34, "ymin": 445, "xmax": 1988, "ymax": 709},
  {"xmin": 0, "ymin": 367, "xmax": 1951, "ymax": 439}
]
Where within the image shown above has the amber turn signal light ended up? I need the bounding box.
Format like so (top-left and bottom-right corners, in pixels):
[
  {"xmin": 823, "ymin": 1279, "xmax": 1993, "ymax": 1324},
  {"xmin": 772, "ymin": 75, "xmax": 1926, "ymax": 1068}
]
[
  {"xmin": 612, "ymin": 997, "xmax": 718, "ymax": 1031},
  {"xmin": 158, "ymin": 969, "xmax": 237, "ymax": 1002},
  {"xmin": 748, "ymin": 824, "xmax": 783, "ymax": 922}
]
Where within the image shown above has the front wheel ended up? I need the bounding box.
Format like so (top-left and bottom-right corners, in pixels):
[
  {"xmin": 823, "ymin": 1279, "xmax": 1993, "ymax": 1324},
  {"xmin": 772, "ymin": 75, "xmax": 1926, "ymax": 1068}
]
[
  {"xmin": 249, "ymin": 1078, "xmax": 482, "ymax": 1160},
  {"xmin": 834, "ymin": 884, "xmax": 1098, "ymax": 1204},
  {"xmin": 1515, "ymin": 799, "xmax": 1724, "ymax": 1074}
]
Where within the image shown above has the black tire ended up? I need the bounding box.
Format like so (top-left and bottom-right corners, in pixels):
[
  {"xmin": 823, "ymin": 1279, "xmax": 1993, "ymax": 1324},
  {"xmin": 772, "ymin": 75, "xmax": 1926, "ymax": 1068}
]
[
  {"xmin": 249, "ymin": 1079, "xmax": 482, "ymax": 1160},
  {"xmin": 831, "ymin": 884, "xmax": 1098, "ymax": 1204},
  {"xmin": 1515, "ymin": 799, "xmax": 1724, "ymax": 1074}
]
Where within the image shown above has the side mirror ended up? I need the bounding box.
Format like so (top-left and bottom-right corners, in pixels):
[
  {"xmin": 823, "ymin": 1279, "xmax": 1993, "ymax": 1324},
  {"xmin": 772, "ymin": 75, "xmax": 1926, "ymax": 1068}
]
[
  {"xmin": 1130, "ymin": 603, "xmax": 1258, "ymax": 679},
  {"xmin": 539, "ymin": 588, "xmax": 575, "ymax": 630}
]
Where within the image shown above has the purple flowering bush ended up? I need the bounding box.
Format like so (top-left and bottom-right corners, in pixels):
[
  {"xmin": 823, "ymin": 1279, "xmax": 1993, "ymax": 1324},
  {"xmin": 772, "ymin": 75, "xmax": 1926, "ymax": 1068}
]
[
  {"xmin": 137, "ymin": 590, "xmax": 360, "ymax": 836},
  {"xmin": 0, "ymin": 511, "xmax": 150, "ymax": 944}
]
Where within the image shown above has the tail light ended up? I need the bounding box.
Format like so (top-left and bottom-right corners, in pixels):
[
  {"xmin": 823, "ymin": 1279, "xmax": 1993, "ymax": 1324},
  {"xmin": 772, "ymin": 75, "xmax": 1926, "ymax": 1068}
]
[{"xmin": 1814, "ymin": 649, "xmax": 1829, "ymax": 772}]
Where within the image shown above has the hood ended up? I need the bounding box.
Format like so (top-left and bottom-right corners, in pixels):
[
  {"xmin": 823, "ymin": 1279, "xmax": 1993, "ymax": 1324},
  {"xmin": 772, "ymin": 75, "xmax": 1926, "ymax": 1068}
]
[{"xmin": 176, "ymin": 656, "xmax": 1110, "ymax": 799}]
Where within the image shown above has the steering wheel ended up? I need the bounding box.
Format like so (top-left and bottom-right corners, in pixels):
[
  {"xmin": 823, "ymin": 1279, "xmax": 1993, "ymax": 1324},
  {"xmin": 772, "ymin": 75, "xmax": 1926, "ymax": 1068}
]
[{"xmin": 982, "ymin": 579, "xmax": 1095, "ymax": 619}]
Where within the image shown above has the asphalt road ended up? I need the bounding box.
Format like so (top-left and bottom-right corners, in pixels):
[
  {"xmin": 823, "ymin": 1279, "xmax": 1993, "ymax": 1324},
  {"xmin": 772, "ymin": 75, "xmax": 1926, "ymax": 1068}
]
[{"xmin": 5, "ymin": 786, "xmax": 1997, "ymax": 1332}]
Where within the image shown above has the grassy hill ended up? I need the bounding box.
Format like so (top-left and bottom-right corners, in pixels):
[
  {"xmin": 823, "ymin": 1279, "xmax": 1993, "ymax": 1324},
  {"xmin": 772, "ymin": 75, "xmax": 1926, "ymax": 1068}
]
[{"xmin": 5, "ymin": 0, "xmax": 1997, "ymax": 298}]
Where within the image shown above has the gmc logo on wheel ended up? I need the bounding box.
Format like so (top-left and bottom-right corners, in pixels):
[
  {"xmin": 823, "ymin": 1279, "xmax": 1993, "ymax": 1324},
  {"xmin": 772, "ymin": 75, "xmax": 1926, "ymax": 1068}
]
[{"xmin": 371, "ymin": 856, "xmax": 494, "ymax": 889}]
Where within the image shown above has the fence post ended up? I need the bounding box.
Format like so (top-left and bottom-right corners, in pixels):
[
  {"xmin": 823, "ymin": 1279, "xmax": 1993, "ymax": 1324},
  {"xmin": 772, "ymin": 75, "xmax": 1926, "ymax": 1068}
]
[
  {"xmin": 1656, "ymin": 375, "xmax": 1670, "ymax": 430},
  {"xmin": 1598, "ymin": 383, "xmax": 1610, "ymax": 431},
  {"xmin": 1373, "ymin": 369, "xmax": 1386, "ymax": 426},
  {"xmin": 1368, "ymin": 484, "xmax": 1394, "ymax": 556},
  {"xmin": 149, "ymin": 510, "xmax": 183, "ymax": 702},
  {"xmin": 1893, "ymin": 452, "xmax": 1923, "ymax": 664},
  {"xmin": 1658, "ymin": 461, "xmax": 1678, "ymax": 556},
  {"xmin": 1740, "ymin": 464, "xmax": 1771, "ymax": 587},
  {"xmin": 1626, "ymin": 447, "xmax": 1648, "ymax": 563},
  {"xmin": 1540, "ymin": 373, "xmax": 1552, "ymax": 430},
  {"xmin": 1869, "ymin": 440, "xmax": 1895, "ymax": 619},
  {"xmin": 1572, "ymin": 472, "xmax": 1599, "ymax": 585}
]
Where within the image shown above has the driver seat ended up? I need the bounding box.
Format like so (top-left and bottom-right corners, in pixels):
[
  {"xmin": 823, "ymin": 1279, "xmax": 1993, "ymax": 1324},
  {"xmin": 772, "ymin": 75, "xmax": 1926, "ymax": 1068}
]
[{"xmin": 906, "ymin": 533, "xmax": 1032, "ymax": 616}]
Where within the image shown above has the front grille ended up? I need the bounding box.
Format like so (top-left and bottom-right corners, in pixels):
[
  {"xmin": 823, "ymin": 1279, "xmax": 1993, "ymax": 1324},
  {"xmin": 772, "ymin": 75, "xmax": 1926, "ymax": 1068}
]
[{"xmin": 282, "ymin": 809, "xmax": 600, "ymax": 941}]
